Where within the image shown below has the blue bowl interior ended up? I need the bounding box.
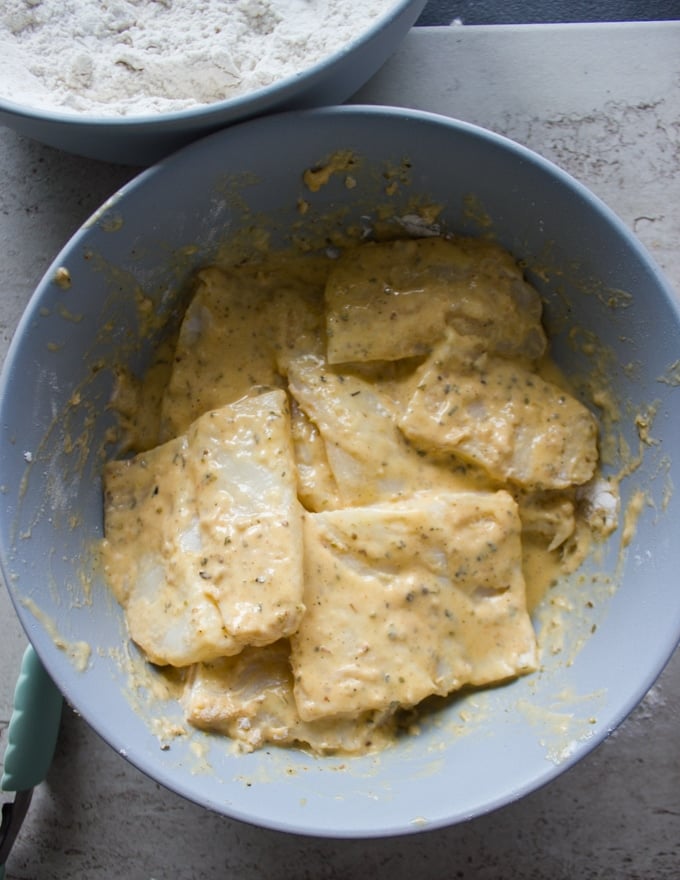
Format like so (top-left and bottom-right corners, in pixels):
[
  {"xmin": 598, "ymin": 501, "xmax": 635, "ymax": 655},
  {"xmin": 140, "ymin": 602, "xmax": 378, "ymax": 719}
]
[{"xmin": 0, "ymin": 106, "xmax": 678, "ymax": 837}]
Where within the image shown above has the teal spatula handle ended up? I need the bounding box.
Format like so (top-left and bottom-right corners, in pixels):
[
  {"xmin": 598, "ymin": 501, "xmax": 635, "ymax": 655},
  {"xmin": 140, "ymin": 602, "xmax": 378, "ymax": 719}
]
[{"xmin": 1, "ymin": 645, "xmax": 62, "ymax": 793}]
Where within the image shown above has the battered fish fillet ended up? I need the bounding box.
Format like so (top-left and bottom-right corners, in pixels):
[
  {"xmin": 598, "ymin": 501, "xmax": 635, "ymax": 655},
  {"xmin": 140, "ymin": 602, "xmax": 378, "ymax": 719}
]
[
  {"xmin": 399, "ymin": 333, "xmax": 599, "ymax": 490},
  {"xmin": 324, "ymin": 236, "xmax": 547, "ymax": 365},
  {"xmin": 102, "ymin": 388, "xmax": 305, "ymax": 666},
  {"xmin": 291, "ymin": 490, "xmax": 537, "ymax": 721},
  {"xmin": 184, "ymin": 640, "xmax": 395, "ymax": 754}
]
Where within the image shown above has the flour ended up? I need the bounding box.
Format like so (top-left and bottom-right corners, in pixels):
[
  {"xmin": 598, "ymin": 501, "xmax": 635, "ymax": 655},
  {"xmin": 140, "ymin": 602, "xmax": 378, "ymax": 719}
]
[{"xmin": 0, "ymin": 0, "xmax": 397, "ymax": 117}]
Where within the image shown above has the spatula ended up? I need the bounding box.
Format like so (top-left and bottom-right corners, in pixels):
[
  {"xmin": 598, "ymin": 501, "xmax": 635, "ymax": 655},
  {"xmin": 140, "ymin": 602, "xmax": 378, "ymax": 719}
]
[{"xmin": 0, "ymin": 646, "xmax": 62, "ymax": 879}]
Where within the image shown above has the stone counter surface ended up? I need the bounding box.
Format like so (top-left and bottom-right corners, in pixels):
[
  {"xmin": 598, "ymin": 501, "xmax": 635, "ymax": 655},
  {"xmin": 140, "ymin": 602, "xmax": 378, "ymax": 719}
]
[{"xmin": 0, "ymin": 22, "xmax": 678, "ymax": 880}]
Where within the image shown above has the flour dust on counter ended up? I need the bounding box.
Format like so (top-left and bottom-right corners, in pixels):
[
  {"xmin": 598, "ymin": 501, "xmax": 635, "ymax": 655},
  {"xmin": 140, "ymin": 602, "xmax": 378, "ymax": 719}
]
[{"xmin": 101, "ymin": 235, "xmax": 617, "ymax": 756}]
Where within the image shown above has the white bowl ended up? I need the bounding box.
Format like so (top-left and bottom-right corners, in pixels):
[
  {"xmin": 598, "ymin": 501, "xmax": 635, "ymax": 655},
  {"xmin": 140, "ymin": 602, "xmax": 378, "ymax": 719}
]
[
  {"xmin": 1, "ymin": 106, "xmax": 678, "ymax": 838},
  {"xmin": 0, "ymin": 0, "xmax": 425, "ymax": 164}
]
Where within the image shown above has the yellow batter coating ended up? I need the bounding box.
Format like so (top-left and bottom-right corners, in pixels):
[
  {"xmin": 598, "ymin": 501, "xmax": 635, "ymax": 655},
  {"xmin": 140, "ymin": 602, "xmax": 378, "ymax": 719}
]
[{"xmin": 102, "ymin": 235, "xmax": 610, "ymax": 754}]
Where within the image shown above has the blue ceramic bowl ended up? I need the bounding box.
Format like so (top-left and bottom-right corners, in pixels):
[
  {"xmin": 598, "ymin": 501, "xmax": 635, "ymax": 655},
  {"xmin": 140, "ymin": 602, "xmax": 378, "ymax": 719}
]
[{"xmin": 1, "ymin": 107, "xmax": 678, "ymax": 837}]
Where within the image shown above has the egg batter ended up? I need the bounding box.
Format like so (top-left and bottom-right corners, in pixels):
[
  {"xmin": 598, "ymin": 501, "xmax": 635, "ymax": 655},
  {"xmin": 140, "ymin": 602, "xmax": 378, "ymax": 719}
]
[{"xmin": 102, "ymin": 235, "xmax": 615, "ymax": 754}]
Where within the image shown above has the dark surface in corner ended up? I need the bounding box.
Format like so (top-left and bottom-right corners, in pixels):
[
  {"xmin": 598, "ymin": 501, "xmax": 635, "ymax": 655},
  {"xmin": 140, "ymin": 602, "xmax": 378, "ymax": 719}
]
[{"xmin": 417, "ymin": 0, "xmax": 680, "ymax": 25}]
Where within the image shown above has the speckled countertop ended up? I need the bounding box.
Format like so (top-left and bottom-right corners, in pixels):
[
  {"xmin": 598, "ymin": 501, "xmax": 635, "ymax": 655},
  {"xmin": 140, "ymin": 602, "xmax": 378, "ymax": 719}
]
[{"xmin": 1, "ymin": 22, "xmax": 679, "ymax": 880}]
